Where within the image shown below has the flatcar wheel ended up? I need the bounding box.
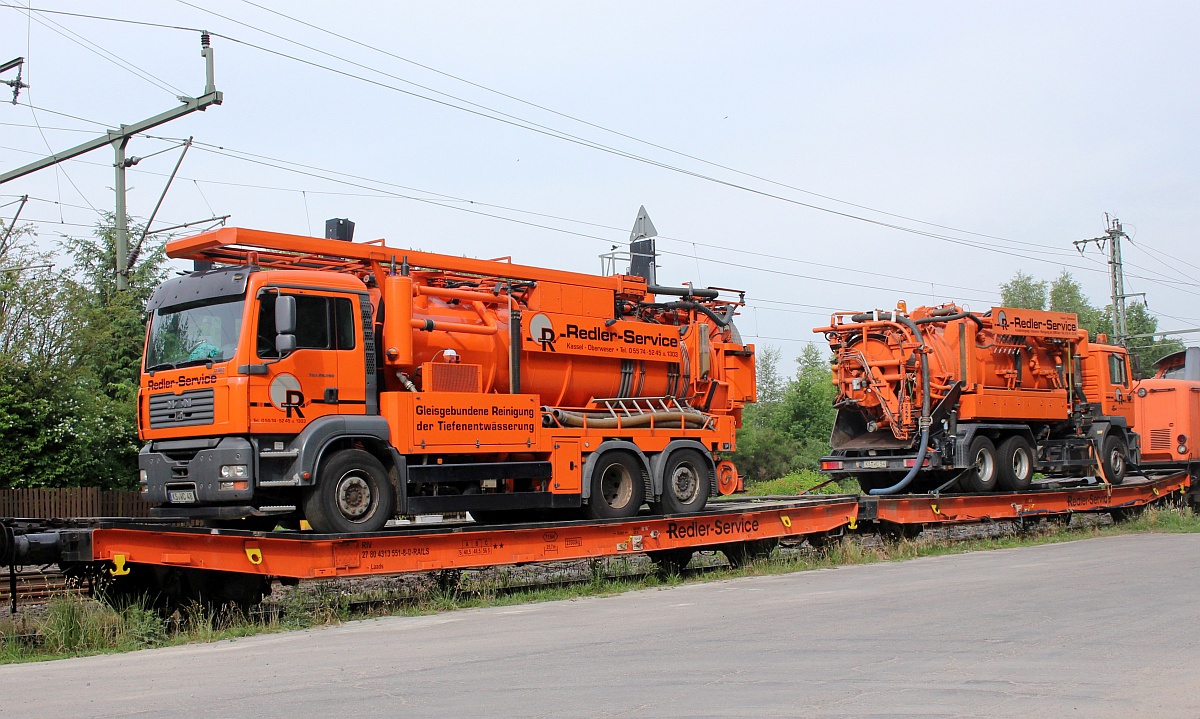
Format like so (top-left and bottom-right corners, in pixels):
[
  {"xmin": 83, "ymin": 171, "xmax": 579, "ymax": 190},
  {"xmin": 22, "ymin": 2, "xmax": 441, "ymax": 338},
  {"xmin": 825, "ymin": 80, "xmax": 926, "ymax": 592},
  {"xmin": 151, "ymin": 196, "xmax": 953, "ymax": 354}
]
[
  {"xmin": 996, "ymin": 436, "xmax": 1035, "ymax": 492},
  {"xmin": 720, "ymin": 538, "xmax": 778, "ymax": 568},
  {"xmin": 660, "ymin": 449, "xmax": 711, "ymax": 514},
  {"xmin": 303, "ymin": 449, "xmax": 395, "ymax": 533},
  {"xmin": 585, "ymin": 451, "xmax": 645, "ymax": 520},
  {"xmin": 961, "ymin": 436, "xmax": 998, "ymax": 493},
  {"xmin": 1100, "ymin": 434, "xmax": 1129, "ymax": 485},
  {"xmin": 649, "ymin": 549, "xmax": 695, "ymax": 576}
]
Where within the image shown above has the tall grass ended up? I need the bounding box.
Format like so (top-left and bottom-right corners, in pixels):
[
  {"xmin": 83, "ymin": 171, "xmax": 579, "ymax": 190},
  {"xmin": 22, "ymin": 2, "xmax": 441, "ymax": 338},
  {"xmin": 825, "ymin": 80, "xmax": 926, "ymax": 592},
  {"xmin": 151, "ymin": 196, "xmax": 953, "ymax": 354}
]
[{"xmin": 744, "ymin": 469, "xmax": 859, "ymax": 495}]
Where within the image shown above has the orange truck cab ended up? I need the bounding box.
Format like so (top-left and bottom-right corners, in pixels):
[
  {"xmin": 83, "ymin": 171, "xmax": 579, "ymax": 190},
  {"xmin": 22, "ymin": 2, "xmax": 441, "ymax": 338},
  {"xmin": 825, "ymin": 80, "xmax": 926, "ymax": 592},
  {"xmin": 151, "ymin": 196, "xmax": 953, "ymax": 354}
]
[
  {"xmin": 1133, "ymin": 347, "xmax": 1200, "ymax": 468},
  {"xmin": 137, "ymin": 216, "xmax": 755, "ymax": 532}
]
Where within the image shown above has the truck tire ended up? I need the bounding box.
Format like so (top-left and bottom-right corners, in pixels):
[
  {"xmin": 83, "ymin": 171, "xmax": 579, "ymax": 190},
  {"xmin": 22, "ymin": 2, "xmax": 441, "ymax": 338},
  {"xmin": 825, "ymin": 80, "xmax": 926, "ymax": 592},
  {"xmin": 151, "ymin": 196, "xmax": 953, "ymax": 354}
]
[
  {"xmin": 303, "ymin": 449, "xmax": 395, "ymax": 533},
  {"xmin": 1100, "ymin": 434, "xmax": 1129, "ymax": 485},
  {"xmin": 997, "ymin": 436, "xmax": 1035, "ymax": 492},
  {"xmin": 962, "ymin": 436, "xmax": 998, "ymax": 493},
  {"xmin": 585, "ymin": 451, "xmax": 645, "ymax": 520},
  {"xmin": 659, "ymin": 449, "xmax": 711, "ymax": 514}
]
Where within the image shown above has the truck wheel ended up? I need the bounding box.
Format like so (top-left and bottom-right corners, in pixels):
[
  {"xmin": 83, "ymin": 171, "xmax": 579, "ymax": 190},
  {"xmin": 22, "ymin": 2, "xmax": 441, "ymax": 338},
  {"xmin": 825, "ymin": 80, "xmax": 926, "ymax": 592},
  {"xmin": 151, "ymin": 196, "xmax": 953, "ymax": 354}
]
[
  {"xmin": 962, "ymin": 436, "xmax": 998, "ymax": 493},
  {"xmin": 997, "ymin": 436, "xmax": 1035, "ymax": 492},
  {"xmin": 660, "ymin": 449, "xmax": 711, "ymax": 514},
  {"xmin": 303, "ymin": 449, "xmax": 395, "ymax": 533},
  {"xmin": 1100, "ymin": 434, "xmax": 1129, "ymax": 485},
  {"xmin": 585, "ymin": 451, "xmax": 645, "ymax": 520}
]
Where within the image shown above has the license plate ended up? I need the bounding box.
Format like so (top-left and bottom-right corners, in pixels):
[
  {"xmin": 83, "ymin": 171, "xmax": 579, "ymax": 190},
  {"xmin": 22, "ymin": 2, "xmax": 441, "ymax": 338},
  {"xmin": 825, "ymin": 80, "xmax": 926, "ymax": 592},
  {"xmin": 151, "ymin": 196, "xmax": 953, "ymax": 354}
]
[
  {"xmin": 861, "ymin": 460, "xmax": 888, "ymax": 469},
  {"xmin": 169, "ymin": 490, "xmax": 196, "ymax": 503}
]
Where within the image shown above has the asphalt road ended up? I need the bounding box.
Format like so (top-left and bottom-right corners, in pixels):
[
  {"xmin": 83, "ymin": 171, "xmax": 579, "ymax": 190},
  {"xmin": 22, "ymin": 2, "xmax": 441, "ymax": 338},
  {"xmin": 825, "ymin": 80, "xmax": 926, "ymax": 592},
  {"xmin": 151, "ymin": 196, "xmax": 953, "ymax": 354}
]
[{"xmin": 3, "ymin": 533, "xmax": 1199, "ymax": 718}]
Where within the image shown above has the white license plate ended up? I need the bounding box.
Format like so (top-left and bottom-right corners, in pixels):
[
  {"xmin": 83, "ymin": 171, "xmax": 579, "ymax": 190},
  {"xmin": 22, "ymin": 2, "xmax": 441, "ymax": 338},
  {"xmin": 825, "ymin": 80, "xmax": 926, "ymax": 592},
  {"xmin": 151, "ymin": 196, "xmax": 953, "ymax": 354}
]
[
  {"xmin": 861, "ymin": 460, "xmax": 888, "ymax": 469},
  {"xmin": 169, "ymin": 489, "xmax": 196, "ymax": 503}
]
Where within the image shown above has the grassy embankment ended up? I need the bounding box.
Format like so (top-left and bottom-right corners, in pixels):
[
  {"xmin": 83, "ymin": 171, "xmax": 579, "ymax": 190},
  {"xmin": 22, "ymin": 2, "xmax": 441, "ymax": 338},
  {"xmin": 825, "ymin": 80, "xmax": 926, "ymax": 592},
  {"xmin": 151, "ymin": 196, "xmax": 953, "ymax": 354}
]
[{"xmin": 1, "ymin": 496, "xmax": 1195, "ymax": 664}]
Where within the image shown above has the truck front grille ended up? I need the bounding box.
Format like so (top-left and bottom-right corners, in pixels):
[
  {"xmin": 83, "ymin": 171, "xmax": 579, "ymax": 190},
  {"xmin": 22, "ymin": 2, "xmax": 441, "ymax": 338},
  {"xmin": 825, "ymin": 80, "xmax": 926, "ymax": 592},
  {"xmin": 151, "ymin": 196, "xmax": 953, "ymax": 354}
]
[{"xmin": 149, "ymin": 389, "xmax": 215, "ymax": 429}]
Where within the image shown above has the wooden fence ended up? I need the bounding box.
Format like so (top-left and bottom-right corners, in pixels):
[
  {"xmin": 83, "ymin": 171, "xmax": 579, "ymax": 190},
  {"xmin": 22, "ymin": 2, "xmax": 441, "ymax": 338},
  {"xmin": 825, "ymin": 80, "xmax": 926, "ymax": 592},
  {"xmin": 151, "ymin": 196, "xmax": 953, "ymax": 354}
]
[{"xmin": 0, "ymin": 488, "xmax": 149, "ymax": 519}]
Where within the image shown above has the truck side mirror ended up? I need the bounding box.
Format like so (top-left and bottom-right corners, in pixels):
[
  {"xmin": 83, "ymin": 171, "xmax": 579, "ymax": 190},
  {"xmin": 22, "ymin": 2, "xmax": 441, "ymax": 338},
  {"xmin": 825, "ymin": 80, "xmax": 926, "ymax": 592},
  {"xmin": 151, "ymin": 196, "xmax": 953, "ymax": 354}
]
[
  {"xmin": 275, "ymin": 295, "xmax": 297, "ymax": 355},
  {"xmin": 276, "ymin": 295, "xmax": 297, "ymax": 334},
  {"xmin": 276, "ymin": 333, "xmax": 297, "ymax": 355}
]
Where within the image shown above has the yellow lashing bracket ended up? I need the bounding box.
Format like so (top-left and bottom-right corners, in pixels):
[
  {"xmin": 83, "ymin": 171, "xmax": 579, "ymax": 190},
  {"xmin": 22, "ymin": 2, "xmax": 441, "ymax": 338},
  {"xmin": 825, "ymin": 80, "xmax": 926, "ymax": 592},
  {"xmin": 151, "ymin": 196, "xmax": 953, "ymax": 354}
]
[
  {"xmin": 1152, "ymin": 487, "xmax": 1160, "ymax": 497},
  {"xmin": 109, "ymin": 554, "xmax": 130, "ymax": 576},
  {"xmin": 780, "ymin": 515, "xmax": 792, "ymax": 528},
  {"xmin": 931, "ymin": 502, "xmax": 941, "ymax": 515},
  {"xmin": 245, "ymin": 545, "xmax": 263, "ymax": 565},
  {"xmin": 847, "ymin": 516, "xmax": 858, "ymax": 530}
]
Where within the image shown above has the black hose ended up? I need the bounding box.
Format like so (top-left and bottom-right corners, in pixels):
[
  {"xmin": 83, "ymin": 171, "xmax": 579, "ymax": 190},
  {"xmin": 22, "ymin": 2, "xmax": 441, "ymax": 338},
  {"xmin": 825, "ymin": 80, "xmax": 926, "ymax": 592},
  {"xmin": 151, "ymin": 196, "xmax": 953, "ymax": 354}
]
[
  {"xmin": 914, "ymin": 311, "xmax": 984, "ymax": 332},
  {"xmin": 849, "ymin": 312, "xmax": 926, "ymax": 349},
  {"xmin": 645, "ymin": 300, "xmax": 736, "ymax": 327},
  {"xmin": 648, "ymin": 284, "xmax": 719, "ymax": 299},
  {"xmin": 849, "ymin": 312, "xmax": 932, "ymax": 495}
]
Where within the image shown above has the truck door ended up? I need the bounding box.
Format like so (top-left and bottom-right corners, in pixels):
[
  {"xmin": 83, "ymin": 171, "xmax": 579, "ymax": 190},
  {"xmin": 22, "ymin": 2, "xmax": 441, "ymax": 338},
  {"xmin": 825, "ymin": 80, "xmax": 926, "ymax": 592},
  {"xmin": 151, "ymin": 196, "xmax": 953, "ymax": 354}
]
[
  {"xmin": 249, "ymin": 290, "xmax": 342, "ymax": 432},
  {"xmin": 332, "ymin": 293, "xmax": 369, "ymax": 416},
  {"xmin": 1104, "ymin": 351, "xmax": 1135, "ymax": 423}
]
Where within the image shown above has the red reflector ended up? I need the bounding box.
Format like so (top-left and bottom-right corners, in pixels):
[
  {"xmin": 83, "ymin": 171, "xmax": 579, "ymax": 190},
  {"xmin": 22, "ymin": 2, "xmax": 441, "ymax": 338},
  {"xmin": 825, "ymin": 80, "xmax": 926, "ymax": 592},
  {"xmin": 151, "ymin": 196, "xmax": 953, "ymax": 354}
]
[
  {"xmin": 820, "ymin": 460, "xmax": 843, "ymax": 471},
  {"xmin": 903, "ymin": 458, "xmax": 931, "ymax": 468}
]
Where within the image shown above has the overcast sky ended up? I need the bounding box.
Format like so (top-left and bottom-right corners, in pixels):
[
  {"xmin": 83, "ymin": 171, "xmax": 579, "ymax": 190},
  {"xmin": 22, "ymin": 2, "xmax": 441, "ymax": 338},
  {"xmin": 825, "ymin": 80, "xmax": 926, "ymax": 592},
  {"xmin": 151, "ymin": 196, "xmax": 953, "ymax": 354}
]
[{"xmin": 2, "ymin": 1, "xmax": 1198, "ymax": 364}]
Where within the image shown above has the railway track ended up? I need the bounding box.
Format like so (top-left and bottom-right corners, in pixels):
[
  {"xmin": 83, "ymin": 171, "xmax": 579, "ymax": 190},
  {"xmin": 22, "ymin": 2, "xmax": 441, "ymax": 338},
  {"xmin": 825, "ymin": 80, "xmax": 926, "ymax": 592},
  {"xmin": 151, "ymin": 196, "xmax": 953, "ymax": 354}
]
[{"xmin": 1, "ymin": 568, "xmax": 87, "ymax": 613}]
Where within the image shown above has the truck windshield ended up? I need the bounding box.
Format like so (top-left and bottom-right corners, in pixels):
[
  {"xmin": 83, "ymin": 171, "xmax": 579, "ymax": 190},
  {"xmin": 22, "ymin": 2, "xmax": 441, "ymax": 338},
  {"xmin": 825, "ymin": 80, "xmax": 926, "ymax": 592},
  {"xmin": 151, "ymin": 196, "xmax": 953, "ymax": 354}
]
[{"xmin": 146, "ymin": 298, "xmax": 245, "ymax": 370}]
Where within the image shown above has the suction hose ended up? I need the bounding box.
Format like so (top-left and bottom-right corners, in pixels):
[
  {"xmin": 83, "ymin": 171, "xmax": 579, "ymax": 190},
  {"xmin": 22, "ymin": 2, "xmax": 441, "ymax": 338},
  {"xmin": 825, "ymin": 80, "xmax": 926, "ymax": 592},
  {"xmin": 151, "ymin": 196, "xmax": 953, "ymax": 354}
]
[
  {"xmin": 847, "ymin": 311, "xmax": 934, "ymax": 496},
  {"xmin": 551, "ymin": 408, "xmax": 708, "ymax": 429}
]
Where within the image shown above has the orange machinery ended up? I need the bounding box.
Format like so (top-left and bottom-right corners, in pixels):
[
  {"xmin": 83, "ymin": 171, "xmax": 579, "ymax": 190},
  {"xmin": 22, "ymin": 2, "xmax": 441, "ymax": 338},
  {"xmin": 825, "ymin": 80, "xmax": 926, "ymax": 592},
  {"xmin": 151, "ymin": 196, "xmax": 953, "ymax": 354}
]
[
  {"xmin": 1134, "ymin": 347, "xmax": 1200, "ymax": 468},
  {"xmin": 815, "ymin": 304, "xmax": 1137, "ymax": 494},
  {"xmin": 136, "ymin": 220, "xmax": 755, "ymax": 532}
]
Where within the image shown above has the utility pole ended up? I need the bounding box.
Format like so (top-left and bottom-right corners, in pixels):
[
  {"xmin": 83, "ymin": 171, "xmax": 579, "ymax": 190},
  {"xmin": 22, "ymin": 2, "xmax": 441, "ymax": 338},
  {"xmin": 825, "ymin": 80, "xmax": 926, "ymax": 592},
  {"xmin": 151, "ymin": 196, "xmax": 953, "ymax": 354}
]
[
  {"xmin": 1073, "ymin": 215, "xmax": 1143, "ymax": 344},
  {"xmin": 0, "ymin": 33, "xmax": 222, "ymax": 290}
]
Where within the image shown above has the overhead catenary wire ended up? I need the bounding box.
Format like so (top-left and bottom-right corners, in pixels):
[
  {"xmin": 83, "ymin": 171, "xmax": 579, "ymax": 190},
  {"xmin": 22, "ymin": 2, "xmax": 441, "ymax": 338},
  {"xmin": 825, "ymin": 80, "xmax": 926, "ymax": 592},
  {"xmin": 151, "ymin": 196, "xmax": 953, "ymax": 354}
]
[
  {"xmin": 230, "ymin": 0, "xmax": 1080, "ymax": 253},
  {"xmin": 9, "ymin": 1, "xmax": 1189, "ymax": 292},
  {"xmin": 7, "ymin": 0, "xmax": 1073, "ymax": 257},
  {"xmin": 6, "ymin": 2, "xmax": 184, "ymax": 96},
  {"xmin": 5, "ymin": 5, "xmax": 1199, "ymax": 325}
]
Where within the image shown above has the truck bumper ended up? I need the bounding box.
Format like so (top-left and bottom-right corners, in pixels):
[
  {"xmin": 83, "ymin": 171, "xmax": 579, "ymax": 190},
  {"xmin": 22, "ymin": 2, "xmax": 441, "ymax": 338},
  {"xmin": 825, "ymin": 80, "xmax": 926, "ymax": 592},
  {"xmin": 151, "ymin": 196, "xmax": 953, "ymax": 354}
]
[
  {"xmin": 139, "ymin": 436, "xmax": 256, "ymax": 506},
  {"xmin": 819, "ymin": 452, "xmax": 942, "ymax": 475}
]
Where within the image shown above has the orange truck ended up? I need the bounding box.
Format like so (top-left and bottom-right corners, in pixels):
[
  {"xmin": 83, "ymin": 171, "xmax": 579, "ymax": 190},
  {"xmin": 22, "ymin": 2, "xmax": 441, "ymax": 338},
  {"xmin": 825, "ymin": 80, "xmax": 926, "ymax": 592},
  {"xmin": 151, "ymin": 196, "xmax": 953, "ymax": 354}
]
[
  {"xmin": 1133, "ymin": 347, "xmax": 1200, "ymax": 470},
  {"xmin": 815, "ymin": 304, "xmax": 1138, "ymax": 494},
  {"xmin": 137, "ymin": 221, "xmax": 755, "ymax": 532}
]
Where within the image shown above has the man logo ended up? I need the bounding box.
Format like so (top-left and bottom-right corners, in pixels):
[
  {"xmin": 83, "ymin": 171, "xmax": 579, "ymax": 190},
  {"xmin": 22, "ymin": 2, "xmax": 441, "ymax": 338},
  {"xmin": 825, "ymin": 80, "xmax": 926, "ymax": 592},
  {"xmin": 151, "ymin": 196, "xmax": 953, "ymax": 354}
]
[
  {"xmin": 529, "ymin": 313, "xmax": 556, "ymax": 352},
  {"xmin": 269, "ymin": 373, "xmax": 306, "ymax": 418},
  {"xmin": 996, "ymin": 310, "xmax": 1008, "ymax": 329}
]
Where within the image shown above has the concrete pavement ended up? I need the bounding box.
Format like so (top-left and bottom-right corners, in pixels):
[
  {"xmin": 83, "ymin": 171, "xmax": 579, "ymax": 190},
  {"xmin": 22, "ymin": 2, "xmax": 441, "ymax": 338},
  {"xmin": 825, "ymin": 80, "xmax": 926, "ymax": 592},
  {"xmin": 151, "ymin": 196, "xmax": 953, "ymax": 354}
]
[{"xmin": 2, "ymin": 533, "xmax": 1198, "ymax": 718}]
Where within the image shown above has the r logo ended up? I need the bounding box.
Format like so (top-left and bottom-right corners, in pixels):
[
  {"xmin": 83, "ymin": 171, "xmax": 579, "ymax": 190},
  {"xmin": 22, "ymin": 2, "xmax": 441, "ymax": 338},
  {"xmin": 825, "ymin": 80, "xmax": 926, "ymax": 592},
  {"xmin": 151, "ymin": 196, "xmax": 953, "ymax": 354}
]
[
  {"xmin": 996, "ymin": 310, "xmax": 1008, "ymax": 329},
  {"xmin": 528, "ymin": 313, "xmax": 556, "ymax": 352},
  {"xmin": 269, "ymin": 373, "xmax": 306, "ymax": 418}
]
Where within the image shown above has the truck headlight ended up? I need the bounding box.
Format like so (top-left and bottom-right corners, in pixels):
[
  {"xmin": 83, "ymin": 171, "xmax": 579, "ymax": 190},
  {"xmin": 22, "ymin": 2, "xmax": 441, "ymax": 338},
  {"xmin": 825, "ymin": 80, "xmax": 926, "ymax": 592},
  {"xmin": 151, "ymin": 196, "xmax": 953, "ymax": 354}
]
[{"xmin": 220, "ymin": 464, "xmax": 249, "ymax": 478}]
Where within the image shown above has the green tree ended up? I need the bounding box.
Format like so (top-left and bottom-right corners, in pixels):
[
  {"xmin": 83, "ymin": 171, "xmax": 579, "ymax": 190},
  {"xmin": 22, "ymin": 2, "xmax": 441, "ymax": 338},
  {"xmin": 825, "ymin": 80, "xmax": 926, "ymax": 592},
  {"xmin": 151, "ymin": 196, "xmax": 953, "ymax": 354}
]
[
  {"xmin": 1122, "ymin": 302, "xmax": 1184, "ymax": 377},
  {"xmin": 999, "ymin": 271, "xmax": 1047, "ymax": 310},
  {"xmin": 734, "ymin": 344, "xmax": 838, "ymax": 483},
  {"xmin": 1048, "ymin": 270, "xmax": 1107, "ymax": 338},
  {"xmin": 0, "ymin": 218, "xmax": 165, "ymax": 489}
]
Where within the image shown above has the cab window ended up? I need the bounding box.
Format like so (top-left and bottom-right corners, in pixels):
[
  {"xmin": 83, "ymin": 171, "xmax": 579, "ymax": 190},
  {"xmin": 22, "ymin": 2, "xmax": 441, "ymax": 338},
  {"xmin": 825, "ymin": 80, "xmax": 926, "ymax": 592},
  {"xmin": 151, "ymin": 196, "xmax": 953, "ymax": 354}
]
[
  {"xmin": 257, "ymin": 293, "xmax": 357, "ymax": 358},
  {"xmin": 1108, "ymin": 353, "xmax": 1129, "ymax": 388}
]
